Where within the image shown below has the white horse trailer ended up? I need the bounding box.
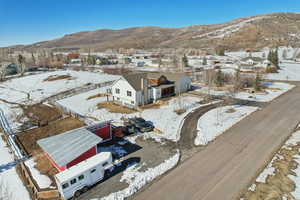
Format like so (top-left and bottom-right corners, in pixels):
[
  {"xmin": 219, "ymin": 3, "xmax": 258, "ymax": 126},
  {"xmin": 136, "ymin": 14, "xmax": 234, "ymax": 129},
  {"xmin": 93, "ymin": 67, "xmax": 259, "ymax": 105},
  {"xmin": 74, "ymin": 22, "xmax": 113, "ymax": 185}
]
[{"xmin": 55, "ymin": 152, "xmax": 113, "ymax": 200}]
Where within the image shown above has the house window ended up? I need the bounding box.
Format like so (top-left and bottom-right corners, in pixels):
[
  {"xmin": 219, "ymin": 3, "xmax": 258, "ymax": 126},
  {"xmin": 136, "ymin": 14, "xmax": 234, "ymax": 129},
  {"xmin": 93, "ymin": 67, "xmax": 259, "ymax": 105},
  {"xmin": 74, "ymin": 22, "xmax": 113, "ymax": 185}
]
[
  {"xmin": 131, "ymin": 101, "xmax": 134, "ymax": 104},
  {"xmin": 62, "ymin": 183, "xmax": 69, "ymax": 189},
  {"xmin": 115, "ymin": 88, "xmax": 120, "ymax": 94},
  {"xmin": 90, "ymin": 169, "xmax": 96, "ymax": 174},
  {"xmin": 78, "ymin": 175, "xmax": 84, "ymax": 180},
  {"xmin": 117, "ymin": 97, "xmax": 120, "ymax": 101},
  {"xmin": 70, "ymin": 179, "xmax": 77, "ymax": 185},
  {"xmin": 127, "ymin": 91, "xmax": 132, "ymax": 97}
]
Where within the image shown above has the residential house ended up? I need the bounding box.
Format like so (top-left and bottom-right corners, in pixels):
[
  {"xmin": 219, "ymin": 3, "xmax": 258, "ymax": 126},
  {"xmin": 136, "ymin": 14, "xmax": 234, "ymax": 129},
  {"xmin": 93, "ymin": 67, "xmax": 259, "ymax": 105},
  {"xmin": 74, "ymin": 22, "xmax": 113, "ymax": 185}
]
[{"xmin": 111, "ymin": 72, "xmax": 191, "ymax": 108}]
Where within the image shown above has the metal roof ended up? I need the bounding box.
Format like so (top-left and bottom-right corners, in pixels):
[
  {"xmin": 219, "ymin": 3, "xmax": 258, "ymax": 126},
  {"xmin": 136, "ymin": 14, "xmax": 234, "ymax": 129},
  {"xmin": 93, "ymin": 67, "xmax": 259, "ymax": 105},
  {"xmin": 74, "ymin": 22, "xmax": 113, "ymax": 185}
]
[{"xmin": 37, "ymin": 127, "xmax": 102, "ymax": 167}]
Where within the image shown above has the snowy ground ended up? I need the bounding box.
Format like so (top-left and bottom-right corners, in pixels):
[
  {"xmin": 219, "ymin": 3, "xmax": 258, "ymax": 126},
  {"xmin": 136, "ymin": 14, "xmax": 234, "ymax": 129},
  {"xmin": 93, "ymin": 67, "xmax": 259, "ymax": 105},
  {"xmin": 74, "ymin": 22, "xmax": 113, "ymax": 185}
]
[
  {"xmin": 196, "ymin": 82, "xmax": 295, "ymax": 102},
  {"xmin": 0, "ymin": 70, "xmax": 119, "ymax": 104},
  {"xmin": 0, "ymin": 70, "xmax": 119, "ymax": 199},
  {"xmin": 0, "ymin": 132, "xmax": 30, "ymax": 200},
  {"xmin": 56, "ymin": 86, "xmax": 111, "ymax": 116},
  {"xmin": 243, "ymin": 130, "xmax": 300, "ymax": 199},
  {"xmin": 265, "ymin": 62, "xmax": 300, "ymax": 81},
  {"xmin": 57, "ymin": 93, "xmax": 217, "ymax": 142},
  {"xmin": 24, "ymin": 158, "xmax": 53, "ymax": 189},
  {"xmin": 195, "ymin": 105, "xmax": 259, "ymax": 146},
  {"xmin": 0, "ymin": 70, "xmax": 119, "ymax": 129},
  {"xmin": 99, "ymin": 151, "xmax": 180, "ymax": 200}
]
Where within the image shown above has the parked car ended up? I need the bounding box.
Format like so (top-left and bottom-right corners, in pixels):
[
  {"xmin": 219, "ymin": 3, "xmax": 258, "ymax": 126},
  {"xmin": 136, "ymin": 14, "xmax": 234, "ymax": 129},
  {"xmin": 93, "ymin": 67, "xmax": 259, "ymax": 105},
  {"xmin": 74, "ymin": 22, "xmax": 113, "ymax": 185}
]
[{"xmin": 125, "ymin": 117, "xmax": 154, "ymax": 133}]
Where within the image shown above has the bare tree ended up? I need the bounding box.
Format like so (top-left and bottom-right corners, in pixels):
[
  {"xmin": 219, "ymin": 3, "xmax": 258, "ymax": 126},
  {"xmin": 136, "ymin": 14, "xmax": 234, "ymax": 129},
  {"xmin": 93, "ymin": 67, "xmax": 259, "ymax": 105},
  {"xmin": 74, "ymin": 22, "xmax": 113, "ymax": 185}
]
[
  {"xmin": 17, "ymin": 55, "xmax": 26, "ymax": 76},
  {"xmin": 0, "ymin": 63, "xmax": 7, "ymax": 81}
]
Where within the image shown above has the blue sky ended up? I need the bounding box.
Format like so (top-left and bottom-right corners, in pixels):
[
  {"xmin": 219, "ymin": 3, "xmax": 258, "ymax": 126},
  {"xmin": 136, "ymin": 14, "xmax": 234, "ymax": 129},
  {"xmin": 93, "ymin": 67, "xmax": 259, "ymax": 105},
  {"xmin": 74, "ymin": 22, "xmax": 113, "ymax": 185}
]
[{"xmin": 0, "ymin": 0, "xmax": 299, "ymax": 47}]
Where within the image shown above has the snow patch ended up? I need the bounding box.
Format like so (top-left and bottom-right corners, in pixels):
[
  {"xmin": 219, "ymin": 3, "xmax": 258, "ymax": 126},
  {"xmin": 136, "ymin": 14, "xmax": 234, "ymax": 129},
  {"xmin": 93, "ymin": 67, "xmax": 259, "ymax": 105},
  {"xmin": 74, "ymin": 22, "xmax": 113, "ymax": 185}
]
[{"xmin": 195, "ymin": 105, "xmax": 259, "ymax": 145}]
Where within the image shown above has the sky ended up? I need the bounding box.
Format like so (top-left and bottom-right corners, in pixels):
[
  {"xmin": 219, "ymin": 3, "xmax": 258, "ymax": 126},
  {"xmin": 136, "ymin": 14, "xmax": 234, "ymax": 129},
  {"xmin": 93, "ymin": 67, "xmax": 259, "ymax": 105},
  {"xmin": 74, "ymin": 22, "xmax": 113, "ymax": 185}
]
[{"xmin": 0, "ymin": 0, "xmax": 299, "ymax": 47}]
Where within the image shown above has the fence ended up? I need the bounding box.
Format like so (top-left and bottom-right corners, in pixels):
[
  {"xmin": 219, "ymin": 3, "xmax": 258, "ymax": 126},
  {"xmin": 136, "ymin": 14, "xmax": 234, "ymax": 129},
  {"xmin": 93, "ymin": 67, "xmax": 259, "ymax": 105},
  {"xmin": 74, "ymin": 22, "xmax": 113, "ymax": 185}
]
[
  {"xmin": 0, "ymin": 108, "xmax": 25, "ymax": 159},
  {"xmin": 53, "ymin": 102, "xmax": 95, "ymax": 125},
  {"xmin": 43, "ymin": 80, "xmax": 114, "ymax": 104},
  {"xmin": 19, "ymin": 163, "xmax": 61, "ymax": 200},
  {"xmin": 49, "ymin": 80, "xmax": 115, "ymax": 125}
]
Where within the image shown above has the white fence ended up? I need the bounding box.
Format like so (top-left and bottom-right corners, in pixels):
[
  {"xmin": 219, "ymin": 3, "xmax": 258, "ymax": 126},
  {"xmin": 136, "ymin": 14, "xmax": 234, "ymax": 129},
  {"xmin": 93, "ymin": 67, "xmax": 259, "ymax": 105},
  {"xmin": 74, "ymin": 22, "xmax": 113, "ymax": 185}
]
[{"xmin": 0, "ymin": 108, "xmax": 25, "ymax": 159}]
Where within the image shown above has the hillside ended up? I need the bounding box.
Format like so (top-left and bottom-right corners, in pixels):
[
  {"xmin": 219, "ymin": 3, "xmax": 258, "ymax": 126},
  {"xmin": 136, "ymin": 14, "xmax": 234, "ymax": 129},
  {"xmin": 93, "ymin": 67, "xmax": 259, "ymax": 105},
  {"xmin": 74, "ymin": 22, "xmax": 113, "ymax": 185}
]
[{"xmin": 6, "ymin": 12, "xmax": 300, "ymax": 51}]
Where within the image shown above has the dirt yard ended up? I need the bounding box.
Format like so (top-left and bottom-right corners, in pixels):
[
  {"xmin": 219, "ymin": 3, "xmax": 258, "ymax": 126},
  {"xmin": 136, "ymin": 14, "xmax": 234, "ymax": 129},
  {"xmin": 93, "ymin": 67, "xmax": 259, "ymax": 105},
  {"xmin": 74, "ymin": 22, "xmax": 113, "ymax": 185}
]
[
  {"xmin": 16, "ymin": 117, "xmax": 85, "ymax": 155},
  {"xmin": 22, "ymin": 103, "xmax": 62, "ymax": 126},
  {"xmin": 43, "ymin": 74, "xmax": 74, "ymax": 82},
  {"xmin": 97, "ymin": 101, "xmax": 137, "ymax": 114}
]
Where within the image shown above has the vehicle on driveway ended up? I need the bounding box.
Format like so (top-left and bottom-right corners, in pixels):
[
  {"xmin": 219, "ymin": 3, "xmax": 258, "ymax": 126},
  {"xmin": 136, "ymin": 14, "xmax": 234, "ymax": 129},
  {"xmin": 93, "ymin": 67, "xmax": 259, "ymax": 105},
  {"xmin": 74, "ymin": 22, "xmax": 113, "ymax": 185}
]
[{"xmin": 125, "ymin": 117, "xmax": 154, "ymax": 133}]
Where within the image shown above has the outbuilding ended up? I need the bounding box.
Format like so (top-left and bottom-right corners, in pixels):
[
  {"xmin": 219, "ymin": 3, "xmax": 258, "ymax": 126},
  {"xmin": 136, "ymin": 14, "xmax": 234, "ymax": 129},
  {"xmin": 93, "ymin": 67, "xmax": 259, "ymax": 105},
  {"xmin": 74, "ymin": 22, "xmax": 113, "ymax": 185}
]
[{"xmin": 37, "ymin": 122, "xmax": 113, "ymax": 171}]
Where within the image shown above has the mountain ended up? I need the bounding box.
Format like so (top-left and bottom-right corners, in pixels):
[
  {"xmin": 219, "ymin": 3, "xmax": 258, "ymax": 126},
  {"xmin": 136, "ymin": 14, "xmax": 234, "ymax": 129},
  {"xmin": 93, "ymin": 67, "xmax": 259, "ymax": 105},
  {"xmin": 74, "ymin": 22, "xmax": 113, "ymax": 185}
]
[{"xmin": 6, "ymin": 12, "xmax": 300, "ymax": 51}]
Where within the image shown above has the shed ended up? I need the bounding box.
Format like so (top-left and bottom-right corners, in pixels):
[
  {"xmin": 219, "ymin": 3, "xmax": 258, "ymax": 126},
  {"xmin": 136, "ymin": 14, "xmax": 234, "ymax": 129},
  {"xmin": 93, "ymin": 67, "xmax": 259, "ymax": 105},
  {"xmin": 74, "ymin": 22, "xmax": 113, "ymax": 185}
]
[{"xmin": 38, "ymin": 127, "xmax": 102, "ymax": 171}]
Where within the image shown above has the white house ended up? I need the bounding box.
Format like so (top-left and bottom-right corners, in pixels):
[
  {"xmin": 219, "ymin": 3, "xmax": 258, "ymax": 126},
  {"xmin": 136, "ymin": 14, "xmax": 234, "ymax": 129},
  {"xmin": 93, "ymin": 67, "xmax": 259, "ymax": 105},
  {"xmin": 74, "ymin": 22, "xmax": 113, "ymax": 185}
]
[{"xmin": 111, "ymin": 72, "xmax": 191, "ymax": 108}]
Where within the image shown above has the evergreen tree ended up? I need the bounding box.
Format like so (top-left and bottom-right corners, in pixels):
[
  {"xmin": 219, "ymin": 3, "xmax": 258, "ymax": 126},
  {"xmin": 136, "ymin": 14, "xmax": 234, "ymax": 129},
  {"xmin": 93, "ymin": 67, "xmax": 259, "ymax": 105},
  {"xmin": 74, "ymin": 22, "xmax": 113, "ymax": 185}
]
[
  {"xmin": 274, "ymin": 48, "xmax": 279, "ymax": 69},
  {"xmin": 182, "ymin": 54, "xmax": 189, "ymax": 68},
  {"xmin": 234, "ymin": 68, "xmax": 241, "ymax": 93},
  {"xmin": 216, "ymin": 47, "xmax": 225, "ymax": 56},
  {"xmin": 254, "ymin": 72, "xmax": 262, "ymax": 91},
  {"xmin": 202, "ymin": 57, "xmax": 207, "ymax": 65},
  {"xmin": 31, "ymin": 53, "xmax": 36, "ymax": 65},
  {"xmin": 267, "ymin": 49, "xmax": 280, "ymax": 69},
  {"xmin": 214, "ymin": 69, "xmax": 224, "ymax": 87}
]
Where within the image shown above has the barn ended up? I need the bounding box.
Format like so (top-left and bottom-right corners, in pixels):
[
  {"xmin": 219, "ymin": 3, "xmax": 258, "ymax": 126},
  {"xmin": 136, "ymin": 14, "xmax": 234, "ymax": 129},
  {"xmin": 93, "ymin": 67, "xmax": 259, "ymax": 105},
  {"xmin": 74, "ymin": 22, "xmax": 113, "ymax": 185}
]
[{"xmin": 37, "ymin": 122, "xmax": 112, "ymax": 171}]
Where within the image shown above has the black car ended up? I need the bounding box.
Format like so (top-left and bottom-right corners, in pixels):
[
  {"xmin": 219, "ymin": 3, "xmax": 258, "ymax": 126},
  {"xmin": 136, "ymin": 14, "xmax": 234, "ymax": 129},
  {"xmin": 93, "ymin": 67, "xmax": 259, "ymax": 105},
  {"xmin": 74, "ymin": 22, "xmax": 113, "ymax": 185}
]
[{"xmin": 125, "ymin": 117, "xmax": 154, "ymax": 133}]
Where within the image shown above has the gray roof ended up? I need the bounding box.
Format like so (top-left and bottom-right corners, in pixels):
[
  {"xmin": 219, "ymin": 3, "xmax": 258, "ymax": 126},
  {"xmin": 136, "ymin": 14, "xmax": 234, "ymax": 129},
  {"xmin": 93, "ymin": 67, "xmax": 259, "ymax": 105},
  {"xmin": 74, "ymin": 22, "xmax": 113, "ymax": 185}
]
[
  {"xmin": 123, "ymin": 72, "xmax": 148, "ymax": 91},
  {"xmin": 37, "ymin": 127, "xmax": 102, "ymax": 167},
  {"xmin": 122, "ymin": 72, "xmax": 188, "ymax": 91}
]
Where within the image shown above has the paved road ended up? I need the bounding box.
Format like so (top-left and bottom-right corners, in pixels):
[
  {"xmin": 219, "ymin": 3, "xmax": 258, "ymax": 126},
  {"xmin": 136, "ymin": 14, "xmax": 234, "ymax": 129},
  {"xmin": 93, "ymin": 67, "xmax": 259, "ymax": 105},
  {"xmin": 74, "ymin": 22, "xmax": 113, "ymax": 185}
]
[{"xmin": 135, "ymin": 85, "xmax": 300, "ymax": 200}]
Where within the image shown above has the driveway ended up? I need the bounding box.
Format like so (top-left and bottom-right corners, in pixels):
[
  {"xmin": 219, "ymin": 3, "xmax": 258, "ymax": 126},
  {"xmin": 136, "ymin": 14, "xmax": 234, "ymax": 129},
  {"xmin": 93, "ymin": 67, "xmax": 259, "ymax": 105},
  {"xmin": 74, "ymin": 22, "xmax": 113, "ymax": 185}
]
[{"xmin": 135, "ymin": 84, "xmax": 300, "ymax": 200}]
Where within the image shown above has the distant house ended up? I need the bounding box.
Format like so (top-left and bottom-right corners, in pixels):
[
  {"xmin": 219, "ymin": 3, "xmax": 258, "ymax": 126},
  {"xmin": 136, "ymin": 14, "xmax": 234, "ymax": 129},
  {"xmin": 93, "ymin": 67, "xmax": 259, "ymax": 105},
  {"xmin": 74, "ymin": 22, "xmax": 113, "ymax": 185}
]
[
  {"xmin": 111, "ymin": 72, "xmax": 191, "ymax": 108},
  {"xmin": 67, "ymin": 53, "xmax": 80, "ymax": 59},
  {"xmin": 241, "ymin": 57, "xmax": 264, "ymax": 66}
]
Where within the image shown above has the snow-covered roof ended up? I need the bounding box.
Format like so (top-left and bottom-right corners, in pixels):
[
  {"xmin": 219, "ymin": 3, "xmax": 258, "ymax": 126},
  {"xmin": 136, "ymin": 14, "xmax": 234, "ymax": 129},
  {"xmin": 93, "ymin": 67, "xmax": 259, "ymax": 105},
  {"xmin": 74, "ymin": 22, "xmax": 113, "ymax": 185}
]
[
  {"xmin": 55, "ymin": 152, "xmax": 112, "ymax": 183},
  {"xmin": 37, "ymin": 127, "xmax": 102, "ymax": 167}
]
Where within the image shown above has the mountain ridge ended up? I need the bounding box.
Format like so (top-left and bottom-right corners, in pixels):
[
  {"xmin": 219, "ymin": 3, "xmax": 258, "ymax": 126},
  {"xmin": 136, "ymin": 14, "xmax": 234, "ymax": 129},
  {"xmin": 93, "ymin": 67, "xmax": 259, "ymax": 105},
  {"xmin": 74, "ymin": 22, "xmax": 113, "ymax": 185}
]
[{"xmin": 4, "ymin": 12, "xmax": 300, "ymax": 51}]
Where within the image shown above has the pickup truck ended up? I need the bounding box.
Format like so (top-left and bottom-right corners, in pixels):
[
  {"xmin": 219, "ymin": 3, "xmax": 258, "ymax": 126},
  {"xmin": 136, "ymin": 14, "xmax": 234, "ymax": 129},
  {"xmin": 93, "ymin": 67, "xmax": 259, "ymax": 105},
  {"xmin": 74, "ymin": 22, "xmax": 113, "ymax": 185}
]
[{"xmin": 124, "ymin": 117, "xmax": 154, "ymax": 133}]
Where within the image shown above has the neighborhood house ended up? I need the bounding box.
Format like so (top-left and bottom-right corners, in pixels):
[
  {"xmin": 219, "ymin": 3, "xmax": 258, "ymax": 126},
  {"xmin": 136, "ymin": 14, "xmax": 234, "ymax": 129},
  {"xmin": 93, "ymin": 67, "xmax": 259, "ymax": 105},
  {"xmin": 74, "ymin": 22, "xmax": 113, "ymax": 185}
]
[{"xmin": 111, "ymin": 72, "xmax": 191, "ymax": 107}]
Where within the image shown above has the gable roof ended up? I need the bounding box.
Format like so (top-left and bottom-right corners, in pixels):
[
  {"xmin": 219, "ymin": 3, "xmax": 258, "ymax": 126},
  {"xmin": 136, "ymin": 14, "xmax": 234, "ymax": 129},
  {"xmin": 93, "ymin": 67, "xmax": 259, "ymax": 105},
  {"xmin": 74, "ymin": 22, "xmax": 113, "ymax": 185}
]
[
  {"xmin": 120, "ymin": 72, "xmax": 188, "ymax": 91},
  {"xmin": 37, "ymin": 127, "xmax": 102, "ymax": 167},
  {"xmin": 123, "ymin": 72, "xmax": 148, "ymax": 91}
]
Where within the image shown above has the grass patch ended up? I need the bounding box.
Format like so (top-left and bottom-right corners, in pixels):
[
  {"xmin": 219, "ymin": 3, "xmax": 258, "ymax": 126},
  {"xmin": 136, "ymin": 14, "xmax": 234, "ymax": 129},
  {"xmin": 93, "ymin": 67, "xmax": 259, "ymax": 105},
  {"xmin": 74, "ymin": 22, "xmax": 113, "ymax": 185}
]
[
  {"xmin": 33, "ymin": 150, "xmax": 58, "ymax": 178},
  {"xmin": 267, "ymin": 88, "xmax": 282, "ymax": 91},
  {"xmin": 226, "ymin": 108, "xmax": 236, "ymax": 113},
  {"xmin": 174, "ymin": 109, "xmax": 186, "ymax": 115},
  {"xmin": 86, "ymin": 93, "xmax": 109, "ymax": 100},
  {"xmin": 242, "ymin": 142, "xmax": 300, "ymax": 200},
  {"xmin": 198, "ymin": 99, "xmax": 211, "ymax": 105},
  {"xmin": 43, "ymin": 74, "xmax": 74, "ymax": 82},
  {"xmin": 140, "ymin": 104, "xmax": 161, "ymax": 110},
  {"xmin": 97, "ymin": 102, "xmax": 137, "ymax": 114}
]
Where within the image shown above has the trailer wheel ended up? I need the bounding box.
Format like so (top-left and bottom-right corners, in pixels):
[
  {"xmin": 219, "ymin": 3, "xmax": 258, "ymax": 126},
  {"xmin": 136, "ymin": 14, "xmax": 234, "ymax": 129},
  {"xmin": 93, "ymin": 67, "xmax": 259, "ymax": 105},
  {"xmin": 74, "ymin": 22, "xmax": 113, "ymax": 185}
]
[
  {"xmin": 74, "ymin": 190, "xmax": 81, "ymax": 198},
  {"xmin": 82, "ymin": 186, "xmax": 89, "ymax": 193}
]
